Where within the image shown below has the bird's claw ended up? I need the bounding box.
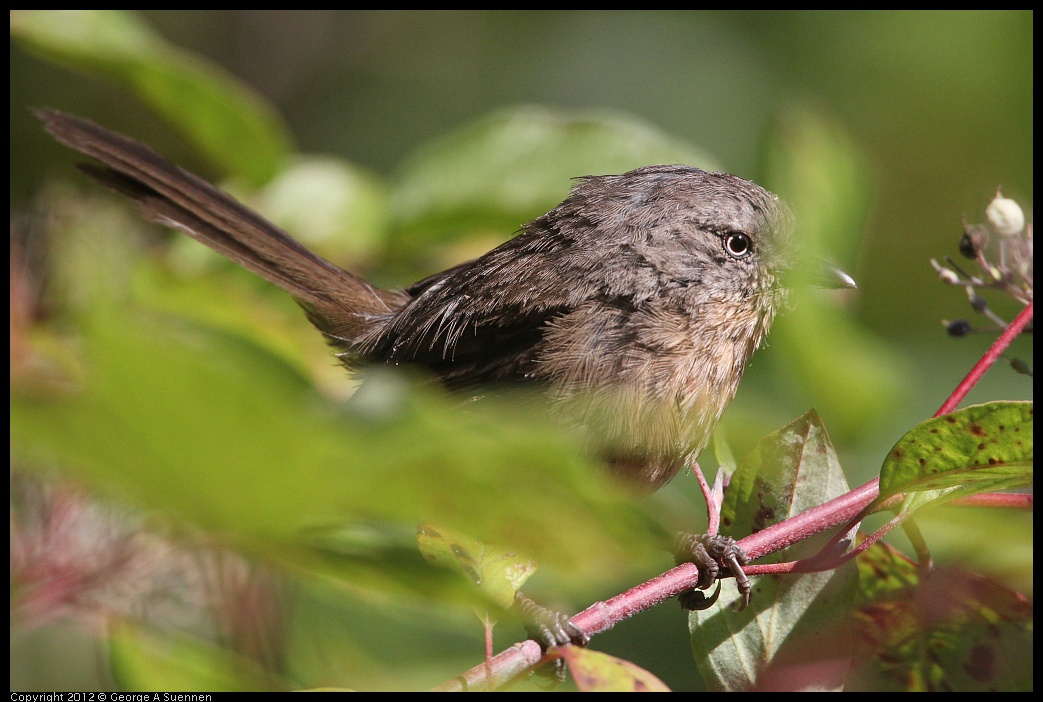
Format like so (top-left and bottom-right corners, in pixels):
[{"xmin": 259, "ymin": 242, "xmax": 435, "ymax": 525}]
[
  {"xmin": 516, "ymin": 592, "xmax": 589, "ymax": 649},
  {"xmin": 674, "ymin": 533, "xmax": 752, "ymax": 611},
  {"xmin": 677, "ymin": 581, "xmax": 722, "ymax": 611}
]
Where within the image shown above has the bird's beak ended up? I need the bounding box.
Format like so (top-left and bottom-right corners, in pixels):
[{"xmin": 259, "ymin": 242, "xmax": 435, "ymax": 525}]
[{"xmin": 812, "ymin": 261, "xmax": 857, "ymax": 290}]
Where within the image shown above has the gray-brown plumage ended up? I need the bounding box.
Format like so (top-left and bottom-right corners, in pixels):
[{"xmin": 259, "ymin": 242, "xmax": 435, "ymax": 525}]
[{"xmin": 37, "ymin": 109, "xmax": 821, "ymax": 493}]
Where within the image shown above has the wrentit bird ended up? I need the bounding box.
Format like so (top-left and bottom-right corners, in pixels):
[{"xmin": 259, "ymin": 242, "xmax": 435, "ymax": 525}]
[{"xmin": 38, "ymin": 110, "xmax": 853, "ymax": 627}]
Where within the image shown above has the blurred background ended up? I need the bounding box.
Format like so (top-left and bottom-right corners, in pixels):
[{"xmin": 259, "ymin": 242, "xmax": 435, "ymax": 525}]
[
  {"xmin": 11, "ymin": 10, "xmax": 1032, "ymax": 691},
  {"xmin": 12, "ymin": 10, "xmax": 1033, "ymax": 407}
]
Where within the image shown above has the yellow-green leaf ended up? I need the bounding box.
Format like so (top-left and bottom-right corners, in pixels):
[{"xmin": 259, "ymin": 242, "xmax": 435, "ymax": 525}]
[
  {"xmin": 878, "ymin": 401, "xmax": 1033, "ymax": 506},
  {"xmin": 417, "ymin": 524, "xmax": 538, "ymax": 611}
]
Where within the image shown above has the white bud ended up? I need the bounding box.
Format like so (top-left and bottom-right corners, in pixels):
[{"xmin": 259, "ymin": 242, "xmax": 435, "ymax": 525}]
[
  {"xmin": 986, "ymin": 190, "xmax": 1025, "ymax": 237},
  {"xmin": 936, "ymin": 267, "xmax": 961, "ymax": 285}
]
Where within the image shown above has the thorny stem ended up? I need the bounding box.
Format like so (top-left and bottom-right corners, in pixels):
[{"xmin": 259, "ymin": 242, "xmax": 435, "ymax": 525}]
[{"xmin": 435, "ymin": 301, "xmax": 1033, "ymax": 691}]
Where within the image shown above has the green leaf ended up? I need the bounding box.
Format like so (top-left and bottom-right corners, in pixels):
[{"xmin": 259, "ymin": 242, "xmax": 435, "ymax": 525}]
[
  {"xmin": 12, "ymin": 9, "xmax": 291, "ymax": 185},
  {"xmin": 259, "ymin": 156, "xmax": 391, "ymax": 267},
  {"xmin": 417, "ymin": 524, "xmax": 538, "ymax": 611},
  {"xmin": 690, "ymin": 410, "xmax": 857, "ymax": 692},
  {"xmin": 721, "ymin": 410, "xmax": 852, "ymax": 548},
  {"xmin": 559, "ymin": 646, "xmax": 671, "ymax": 692},
  {"xmin": 390, "ymin": 105, "xmax": 719, "ymax": 246},
  {"xmin": 877, "ymin": 401, "xmax": 1033, "ymax": 509}
]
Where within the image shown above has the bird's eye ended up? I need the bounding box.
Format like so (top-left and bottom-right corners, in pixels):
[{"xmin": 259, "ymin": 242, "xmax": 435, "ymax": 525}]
[{"xmin": 723, "ymin": 231, "xmax": 752, "ymax": 259}]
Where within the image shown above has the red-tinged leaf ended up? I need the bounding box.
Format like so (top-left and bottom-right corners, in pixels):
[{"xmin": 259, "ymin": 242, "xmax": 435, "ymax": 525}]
[
  {"xmin": 558, "ymin": 646, "xmax": 671, "ymax": 692},
  {"xmin": 852, "ymin": 541, "xmax": 1033, "ymax": 691}
]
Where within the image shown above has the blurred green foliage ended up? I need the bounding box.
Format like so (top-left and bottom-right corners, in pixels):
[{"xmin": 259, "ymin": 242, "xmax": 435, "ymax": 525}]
[{"xmin": 11, "ymin": 10, "xmax": 291, "ymax": 185}]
